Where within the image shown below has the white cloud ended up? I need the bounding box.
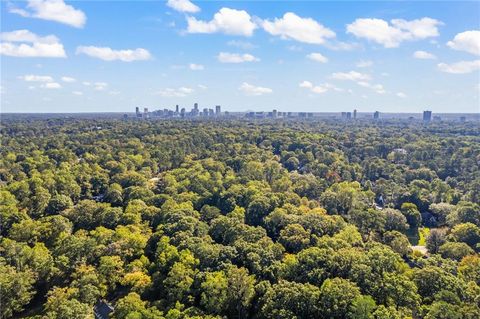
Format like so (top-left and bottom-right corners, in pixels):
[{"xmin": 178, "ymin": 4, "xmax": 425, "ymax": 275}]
[
  {"xmin": 396, "ymin": 92, "xmax": 407, "ymax": 98},
  {"xmin": 447, "ymin": 30, "xmax": 480, "ymax": 56},
  {"xmin": 324, "ymin": 41, "xmax": 361, "ymax": 51},
  {"xmin": 438, "ymin": 60, "xmax": 480, "ymax": 74},
  {"xmin": 166, "ymin": 0, "xmax": 200, "ymax": 13},
  {"xmin": 307, "ymin": 52, "xmax": 328, "ymax": 63},
  {"xmin": 346, "ymin": 17, "xmax": 442, "ymax": 48},
  {"xmin": 299, "ymin": 81, "xmax": 341, "ymax": 94},
  {"xmin": 61, "ymin": 76, "xmax": 76, "ymax": 82},
  {"xmin": 413, "ymin": 50, "xmax": 436, "ymax": 59},
  {"xmin": 72, "ymin": 91, "xmax": 83, "ymax": 95},
  {"xmin": 94, "ymin": 82, "xmax": 108, "ymax": 91},
  {"xmin": 239, "ymin": 82, "xmax": 272, "ymax": 96},
  {"xmin": 189, "ymin": 63, "xmax": 204, "ymax": 70},
  {"xmin": 331, "ymin": 71, "xmax": 386, "ymax": 94},
  {"xmin": 356, "ymin": 60, "xmax": 373, "ymax": 68},
  {"xmin": 357, "ymin": 81, "xmax": 386, "ymax": 94},
  {"xmin": 0, "ymin": 29, "xmax": 66, "ymax": 58},
  {"xmin": 197, "ymin": 84, "xmax": 208, "ymax": 89},
  {"xmin": 82, "ymin": 81, "xmax": 91, "ymax": 86},
  {"xmin": 187, "ymin": 8, "xmax": 256, "ymax": 36},
  {"xmin": 76, "ymin": 46, "xmax": 152, "ymax": 62},
  {"xmin": 10, "ymin": 0, "xmax": 86, "ymax": 28},
  {"xmin": 18, "ymin": 74, "xmax": 53, "ymax": 82},
  {"xmin": 227, "ymin": 40, "xmax": 256, "ymax": 50},
  {"xmin": 217, "ymin": 52, "xmax": 259, "ymax": 63},
  {"xmin": 155, "ymin": 87, "xmax": 194, "ymax": 97},
  {"xmin": 331, "ymin": 71, "xmax": 371, "ymax": 81},
  {"xmin": 262, "ymin": 12, "xmax": 335, "ymax": 44},
  {"xmin": 42, "ymin": 82, "xmax": 61, "ymax": 89}
]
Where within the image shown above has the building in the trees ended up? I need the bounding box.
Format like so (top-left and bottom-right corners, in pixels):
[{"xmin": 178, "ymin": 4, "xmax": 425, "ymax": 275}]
[
  {"xmin": 423, "ymin": 110, "xmax": 432, "ymax": 122},
  {"xmin": 373, "ymin": 111, "xmax": 380, "ymax": 120}
]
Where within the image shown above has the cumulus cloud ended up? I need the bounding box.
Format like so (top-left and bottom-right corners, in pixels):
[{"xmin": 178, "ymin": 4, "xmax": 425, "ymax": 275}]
[
  {"xmin": 42, "ymin": 82, "xmax": 61, "ymax": 89},
  {"xmin": 331, "ymin": 71, "xmax": 371, "ymax": 81},
  {"xmin": 262, "ymin": 12, "xmax": 335, "ymax": 44},
  {"xmin": 217, "ymin": 52, "xmax": 259, "ymax": 63},
  {"xmin": 0, "ymin": 29, "xmax": 66, "ymax": 58},
  {"xmin": 396, "ymin": 92, "xmax": 407, "ymax": 98},
  {"xmin": 356, "ymin": 60, "xmax": 373, "ymax": 68},
  {"xmin": 413, "ymin": 50, "xmax": 436, "ymax": 59},
  {"xmin": 331, "ymin": 71, "xmax": 386, "ymax": 94},
  {"xmin": 227, "ymin": 40, "xmax": 256, "ymax": 50},
  {"xmin": 93, "ymin": 82, "xmax": 108, "ymax": 91},
  {"xmin": 76, "ymin": 46, "xmax": 152, "ymax": 62},
  {"xmin": 239, "ymin": 82, "xmax": 272, "ymax": 96},
  {"xmin": 155, "ymin": 87, "xmax": 194, "ymax": 97},
  {"xmin": 447, "ymin": 30, "xmax": 480, "ymax": 56},
  {"xmin": 10, "ymin": 0, "xmax": 86, "ymax": 28},
  {"xmin": 72, "ymin": 91, "xmax": 83, "ymax": 95},
  {"xmin": 189, "ymin": 63, "xmax": 204, "ymax": 70},
  {"xmin": 299, "ymin": 81, "xmax": 341, "ymax": 94},
  {"xmin": 18, "ymin": 74, "xmax": 54, "ymax": 82},
  {"xmin": 306, "ymin": 52, "xmax": 328, "ymax": 63},
  {"xmin": 438, "ymin": 60, "xmax": 480, "ymax": 74},
  {"xmin": 346, "ymin": 17, "xmax": 442, "ymax": 48},
  {"xmin": 357, "ymin": 81, "xmax": 386, "ymax": 94},
  {"xmin": 61, "ymin": 76, "xmax": 76, "ymax": 82},
  {"xmin": 166, "ymin": 0, "xmax": 200, "ymax": 13},
  {"xmin": 187, "ymin": 8, "xmax": 256, "ymax": 36}
]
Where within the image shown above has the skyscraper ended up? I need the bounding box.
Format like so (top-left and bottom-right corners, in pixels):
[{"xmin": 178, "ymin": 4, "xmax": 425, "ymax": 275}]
[
  {"xmin": 373, "ymin": 111, "xmax": 380, "ymax": 120},
  {"xmin": 175, "ymin": 105, "xmax": 179, "ymax": 113},
  {"xmin": 353, "ymin": 109, "xmax": 357, "ymax": 119},
  {"xmin": 423, "ymin": 110, "xmax": 432, "ymax": 122},
  {"xmin": 215, "ymin": 105, "xmax": 221, "ymax": 115}
]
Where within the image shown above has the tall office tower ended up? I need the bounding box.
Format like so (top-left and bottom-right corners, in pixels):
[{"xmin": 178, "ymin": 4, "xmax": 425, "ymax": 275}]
[
  {"xmin": 215, "ymin": 105, "xmax": 221, "ymax": 115},
  {"xmin": 203, "ymin": 108, "xmax": 209, "ymax": 116},
  {"xmin": 353, "ymin": 109, "xmax": 357, "ymax": 119},
  {"xmin": 194, "ymin": 103, "xmax": 199, "ymax": 111},
  {"xmin": 175, "ymin": 105, "xmax": 179, "ymax": 113},
  {"xmin": 272, "ymin": 109, "xmax": 278, "ymax": 118},
  {"xmin": 209, "ymin": 109, "xmax": 214, "ymax": 116},
  {"xmin": 341, "ymin": 112, "xmax": 347, "ymax": 119},
  {"xmin": 423, "ymin": 110, "xmax": 432, "ymax": 122},
  {"xmin": 181, "ymin": 108, "xmax": 186, "ymax": 118},
  {"xmin": 346, "ymin": 112, "xmax": 352, "ymax": 120},
  {"xmin": 373, "ymin": 111, "xmax": 380, "ymax": 119},
  {"xmin": 135, "ymin": 107, "xmax": 140, "ymax": 115},
  {"xmin": 143, "ymin": 107, "xmax": 149, "ymax": 119}
]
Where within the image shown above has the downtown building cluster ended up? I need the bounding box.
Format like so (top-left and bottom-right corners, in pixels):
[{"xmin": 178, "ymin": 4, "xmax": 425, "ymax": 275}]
[{"xmin": 134, "ymin": 103, "xmax": 223, "ymax": 119}]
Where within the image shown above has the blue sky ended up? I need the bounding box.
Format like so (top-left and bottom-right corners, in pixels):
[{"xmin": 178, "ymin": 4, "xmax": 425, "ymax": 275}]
[{"xmin": 1, "ymin": 0, "xmax": 479, "ymax": 113}]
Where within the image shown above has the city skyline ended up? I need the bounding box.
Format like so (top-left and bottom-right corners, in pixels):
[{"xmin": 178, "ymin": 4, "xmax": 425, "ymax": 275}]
[{"xmin": 1, "ymin": 0, "xmax": 480, "ymax": 113}]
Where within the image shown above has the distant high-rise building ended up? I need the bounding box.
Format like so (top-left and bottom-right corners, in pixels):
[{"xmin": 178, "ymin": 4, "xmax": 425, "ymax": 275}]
[
  {"xmin": 194, "ymin": 103, "xmax": 199, "ymax": 111},
  {"xmin": 135, "ymin": 107, "xmax": 140, "ymax": 115},
  {"xmin": 203, "ymin": 108, "xmax": 209, "ymax": 116},
  {"xmin": 181, "ymin": 108, "xmax": 186, "ymax": 118},
  {"xmin": 341, "ymin": 112, "xmax": 347, "ymax": 119},
  {"xmin": 373, "ymin": 111, "xmax": 380, "ymax": 120},
  {"xmin": 143, "ymin": 107, "xmax": 149, "ymax": 119},
  {"xmin": 215, "ymin": 105, "xmax": 221, "ymax": 115},
  {"xmin": 423, "ymin": 110, "xmax": 432, "ymax": 122},
  {"xmin": 273, "ymin": 109, "xmax": 278, "ymax": 118},
  {"xmin": 175, "ymin": 105, "xmax": 179, "ymax": 113},
  {"xmin": 209, "ymin": 109, "xmax": 214, "ymax": 116},
  {"xmin": 346, "ymin": 112, "xmax": 352, "ymax": 120},
  {"xmin": 353, "ymin": 109, "xmax": 357, "ymax": 119}
]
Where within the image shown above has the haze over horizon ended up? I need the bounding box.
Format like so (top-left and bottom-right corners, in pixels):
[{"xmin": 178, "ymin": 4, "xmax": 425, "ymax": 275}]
[{"xmin": 1, "ymin": 0, "xmax": 480, "ymax": 113}]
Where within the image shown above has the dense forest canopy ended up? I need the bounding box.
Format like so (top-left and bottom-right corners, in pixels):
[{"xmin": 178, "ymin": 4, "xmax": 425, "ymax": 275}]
[{"xmin": 1, "ymin": 118, "xmax": 479, "ymax": 319}]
